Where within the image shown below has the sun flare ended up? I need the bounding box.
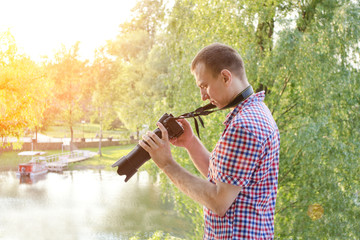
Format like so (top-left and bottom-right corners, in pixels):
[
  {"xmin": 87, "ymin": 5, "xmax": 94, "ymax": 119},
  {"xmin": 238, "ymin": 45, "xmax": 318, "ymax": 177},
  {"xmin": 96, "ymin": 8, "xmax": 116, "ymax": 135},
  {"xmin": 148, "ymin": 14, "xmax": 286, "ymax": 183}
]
[{"xmin": 0, "ymin": 0, "xmax": 137, "ymax": 61}]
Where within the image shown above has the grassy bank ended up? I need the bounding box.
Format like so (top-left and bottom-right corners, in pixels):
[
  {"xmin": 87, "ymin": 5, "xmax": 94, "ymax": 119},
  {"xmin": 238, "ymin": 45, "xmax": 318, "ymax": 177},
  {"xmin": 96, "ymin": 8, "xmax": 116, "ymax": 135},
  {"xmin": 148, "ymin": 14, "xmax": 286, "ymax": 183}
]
[
  {"xmin": 0, "ymin": 144, "xmax": 136, "ymax": 171},
  {"xmin": 70, "ymin": 145, "xmax": 136, "ymax": 171}
]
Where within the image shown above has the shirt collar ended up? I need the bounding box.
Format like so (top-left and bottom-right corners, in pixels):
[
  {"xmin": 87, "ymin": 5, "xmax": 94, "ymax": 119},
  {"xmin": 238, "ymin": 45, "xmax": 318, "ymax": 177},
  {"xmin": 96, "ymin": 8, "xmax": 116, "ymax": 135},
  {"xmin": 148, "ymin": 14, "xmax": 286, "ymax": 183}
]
[{"xmin": 223, "ymin": 91, "xmax": 265, "ymax": 126}]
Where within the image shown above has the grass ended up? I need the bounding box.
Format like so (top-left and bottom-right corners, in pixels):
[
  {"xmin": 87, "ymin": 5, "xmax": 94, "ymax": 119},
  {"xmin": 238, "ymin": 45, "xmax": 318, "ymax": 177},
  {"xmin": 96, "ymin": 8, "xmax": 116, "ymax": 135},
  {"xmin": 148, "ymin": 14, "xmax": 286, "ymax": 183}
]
[
  {"xmin": 0, "ymin": 151, "xmax": 21, "ymax": 170},
  {"xmin": 70, "ymin": 145, "xmax": 136, "ymax": 171},
  {"xmin": 0, "ymin": 144, "xmax": 136, "ymax": 171}
]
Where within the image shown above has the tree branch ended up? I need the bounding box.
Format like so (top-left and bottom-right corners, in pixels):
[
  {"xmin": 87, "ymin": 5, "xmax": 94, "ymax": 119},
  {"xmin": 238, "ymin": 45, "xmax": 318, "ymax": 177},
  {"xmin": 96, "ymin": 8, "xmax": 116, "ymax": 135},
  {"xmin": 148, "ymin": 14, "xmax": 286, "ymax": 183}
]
[
  {"xmin": 279, "ymin": 148, "xmax": 303, "ymax": 184},
  {"xmin": 271, "ymin": 73, "xmax": 292, "ymax": 116},
  {"xmin": 276, "ymin": 201, "xmax": 298, "ymax": 214},
  {"xmin": 278, "ymin": 101, "xmax": 298, "ymax": 119}
]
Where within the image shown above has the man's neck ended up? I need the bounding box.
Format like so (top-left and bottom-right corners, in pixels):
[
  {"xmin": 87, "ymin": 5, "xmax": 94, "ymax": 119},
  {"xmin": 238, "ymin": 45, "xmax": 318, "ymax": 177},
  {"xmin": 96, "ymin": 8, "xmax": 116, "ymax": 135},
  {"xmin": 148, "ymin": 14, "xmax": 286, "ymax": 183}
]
[
  {"xmin": 224, "ymin": 85, "xmax": 253, "ymax": 110},
  {"xmin": 228, "ymin": 80, "xmax": 250, "ymax": 107}
]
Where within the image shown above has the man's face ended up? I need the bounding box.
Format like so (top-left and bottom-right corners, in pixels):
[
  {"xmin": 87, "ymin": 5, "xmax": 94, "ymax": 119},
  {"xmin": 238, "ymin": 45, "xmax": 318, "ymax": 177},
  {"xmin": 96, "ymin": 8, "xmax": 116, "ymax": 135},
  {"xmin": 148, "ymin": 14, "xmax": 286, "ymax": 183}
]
[{"xmin": 193, "ymin": 63, "xmax": 230, "ymax": 109}]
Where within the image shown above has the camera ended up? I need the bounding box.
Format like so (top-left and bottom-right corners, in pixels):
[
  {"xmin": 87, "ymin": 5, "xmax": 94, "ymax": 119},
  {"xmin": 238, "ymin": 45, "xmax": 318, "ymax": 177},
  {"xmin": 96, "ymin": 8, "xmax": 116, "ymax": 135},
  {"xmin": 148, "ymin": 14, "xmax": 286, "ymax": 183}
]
[{"xmin": 112, "ymin": 113, "xmax": 184, "ymax": 182}]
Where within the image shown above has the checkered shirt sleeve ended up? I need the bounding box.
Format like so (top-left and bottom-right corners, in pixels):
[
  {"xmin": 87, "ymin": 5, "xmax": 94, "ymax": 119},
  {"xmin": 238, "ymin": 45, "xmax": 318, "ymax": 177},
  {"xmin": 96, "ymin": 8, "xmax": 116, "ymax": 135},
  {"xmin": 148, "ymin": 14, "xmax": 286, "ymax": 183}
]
[{"xmin": 210, "ymin": 125, "xmax": 262, "ymax": 186}]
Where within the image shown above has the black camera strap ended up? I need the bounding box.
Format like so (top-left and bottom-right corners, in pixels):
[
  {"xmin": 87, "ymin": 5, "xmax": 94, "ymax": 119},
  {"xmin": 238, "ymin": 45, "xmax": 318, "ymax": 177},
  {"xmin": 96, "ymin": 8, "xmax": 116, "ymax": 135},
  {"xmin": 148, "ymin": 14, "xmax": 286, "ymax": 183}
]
[{"xmin": 176, "ymin": 85, "xmax": 254, "ymax": 139}]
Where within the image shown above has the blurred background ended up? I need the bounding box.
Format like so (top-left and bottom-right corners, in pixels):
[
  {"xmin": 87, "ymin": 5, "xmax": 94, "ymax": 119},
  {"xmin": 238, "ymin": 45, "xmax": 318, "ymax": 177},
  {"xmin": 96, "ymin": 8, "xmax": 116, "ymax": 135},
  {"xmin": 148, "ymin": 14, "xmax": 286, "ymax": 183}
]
[{"xmin": 1, "ymin": 0, "xmax": 359, "ymax": 239}]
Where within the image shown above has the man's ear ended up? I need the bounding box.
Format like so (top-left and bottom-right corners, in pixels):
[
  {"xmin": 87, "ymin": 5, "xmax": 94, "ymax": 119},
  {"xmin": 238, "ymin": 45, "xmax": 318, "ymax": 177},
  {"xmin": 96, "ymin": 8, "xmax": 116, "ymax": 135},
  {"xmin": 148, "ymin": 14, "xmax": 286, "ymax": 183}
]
[{"xmin": 220, "ymin": 69, "xmax": 232, "ymax": 86}]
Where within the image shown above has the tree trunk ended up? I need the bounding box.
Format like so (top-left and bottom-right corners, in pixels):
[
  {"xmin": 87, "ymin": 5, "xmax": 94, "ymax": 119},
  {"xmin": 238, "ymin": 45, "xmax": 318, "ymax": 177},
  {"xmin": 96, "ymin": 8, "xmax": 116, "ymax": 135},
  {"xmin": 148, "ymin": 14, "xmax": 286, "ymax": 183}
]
[
  {"xmin": 98, "ymin": 110, "xmax": 102, "ymax": 156},
  {"xmin": 255, "ymin": 2, "xmax": 275, "ymax": 54},
  {"xmin": 297, "ymin": 0, "xmax": 323, "ymax": 33},
  {"xmin": 35, "ymin": 126, "xmax": 38, "ymax": 143},
  {"xmin": 254, "ymin": 3, "xmax": 275, "ymax": 93},
  {"xmin": 70, "ymin": 126, "xmax": 74, "ymax": 151}
]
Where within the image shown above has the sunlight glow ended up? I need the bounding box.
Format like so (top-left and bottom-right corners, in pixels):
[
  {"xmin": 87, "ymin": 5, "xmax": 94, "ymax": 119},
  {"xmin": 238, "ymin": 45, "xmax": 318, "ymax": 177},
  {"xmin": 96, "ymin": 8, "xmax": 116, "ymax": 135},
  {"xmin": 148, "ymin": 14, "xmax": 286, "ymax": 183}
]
[{"xmin": 0, "ymin": 0, "xmax": 137, "ymax": 62}]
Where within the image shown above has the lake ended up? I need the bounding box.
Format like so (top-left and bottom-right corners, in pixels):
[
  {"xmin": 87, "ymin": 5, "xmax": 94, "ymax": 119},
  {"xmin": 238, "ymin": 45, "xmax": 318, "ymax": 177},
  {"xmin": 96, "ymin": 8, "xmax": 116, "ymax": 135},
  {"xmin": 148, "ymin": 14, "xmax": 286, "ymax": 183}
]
[{"xmin": 0, "ymin": 170, "xmax": 192, "ymax": 240}]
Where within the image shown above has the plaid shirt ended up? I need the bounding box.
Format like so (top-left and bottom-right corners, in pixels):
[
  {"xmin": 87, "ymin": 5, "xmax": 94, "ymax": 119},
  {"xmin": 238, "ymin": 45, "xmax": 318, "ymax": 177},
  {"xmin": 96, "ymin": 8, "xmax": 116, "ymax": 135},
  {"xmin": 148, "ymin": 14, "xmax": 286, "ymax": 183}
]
[{"xmin": 204, "ymin": 91, "xmax": 280, "ymax": 239}]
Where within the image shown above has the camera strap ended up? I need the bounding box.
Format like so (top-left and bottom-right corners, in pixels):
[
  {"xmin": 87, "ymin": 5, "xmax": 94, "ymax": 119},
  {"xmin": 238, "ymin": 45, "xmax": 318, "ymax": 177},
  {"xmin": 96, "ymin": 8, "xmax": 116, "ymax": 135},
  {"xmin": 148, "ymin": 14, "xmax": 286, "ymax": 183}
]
[{"xmin": 176, "ymin": 85, "xmax": 254, "ymax": 139}]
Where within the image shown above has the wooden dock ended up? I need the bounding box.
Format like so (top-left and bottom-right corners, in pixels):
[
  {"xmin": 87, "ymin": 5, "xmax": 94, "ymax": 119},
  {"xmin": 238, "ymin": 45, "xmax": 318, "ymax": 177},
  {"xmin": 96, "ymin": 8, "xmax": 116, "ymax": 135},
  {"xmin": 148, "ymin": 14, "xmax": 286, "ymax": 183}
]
[{"xmin": 31, "ymin": 150, "xmax": 97, "ymax": 172}]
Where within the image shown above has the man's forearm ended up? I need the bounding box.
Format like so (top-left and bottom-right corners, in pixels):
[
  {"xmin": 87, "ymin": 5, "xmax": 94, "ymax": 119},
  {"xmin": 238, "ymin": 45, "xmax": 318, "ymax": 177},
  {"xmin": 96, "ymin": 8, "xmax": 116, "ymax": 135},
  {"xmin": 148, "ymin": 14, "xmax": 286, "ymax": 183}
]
[
  {"xmin": 185, "ymin": 135, "xmax": 210, "ymax": 177},
  {"xmin": 139, "ymin": 122, "xmax": 240, "ymax": 217},
  {"xmin": 162, "ymin": 160, "xmax": 223, "ymax": 215}
]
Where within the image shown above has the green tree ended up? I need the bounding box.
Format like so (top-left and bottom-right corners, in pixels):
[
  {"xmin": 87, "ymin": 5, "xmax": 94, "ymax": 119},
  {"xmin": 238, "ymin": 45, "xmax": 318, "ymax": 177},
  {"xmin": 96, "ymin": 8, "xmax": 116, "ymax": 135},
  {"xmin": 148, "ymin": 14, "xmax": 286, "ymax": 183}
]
[
  {"xmin": 154, "ymin": 0, "xmax": 360, "ymax": 239},
  {"xmin": 107, "ymin": 0, "xmax": 168, "ymax": 136},
  {"xmin": 90, "ymin": 47, "xmax": 120, "ymax": 156},
  {"xmin": 267, "ymin": 2, "xmax": 360, "ymax": 238},
  {"xmin": 105, "ymin": 0, "xmax": 359, "ymax": 238}
]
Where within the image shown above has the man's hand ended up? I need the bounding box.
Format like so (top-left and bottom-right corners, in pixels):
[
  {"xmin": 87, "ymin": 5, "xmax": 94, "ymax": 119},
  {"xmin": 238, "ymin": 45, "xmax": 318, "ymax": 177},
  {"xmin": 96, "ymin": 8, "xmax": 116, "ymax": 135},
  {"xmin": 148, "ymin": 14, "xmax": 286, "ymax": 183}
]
[
  {"xmin": 139, "ymin": 122, "xmax": 175, "ymax": 170},
  {"xmin": 170, "ymin": 118, "xmax": 195, "ymax": 149},
  {"xmin": 139, "ymin": 121, "xmax": 241, "ymax": 217}
]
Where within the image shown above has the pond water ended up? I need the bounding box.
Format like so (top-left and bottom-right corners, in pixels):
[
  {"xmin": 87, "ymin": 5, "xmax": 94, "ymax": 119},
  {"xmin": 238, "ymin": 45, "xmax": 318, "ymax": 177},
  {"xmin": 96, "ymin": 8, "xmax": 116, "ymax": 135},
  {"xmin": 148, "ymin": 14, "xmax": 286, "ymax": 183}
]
[{"xmin": 0, "ymin": 170, "xmax": 192, "ymax": 240}]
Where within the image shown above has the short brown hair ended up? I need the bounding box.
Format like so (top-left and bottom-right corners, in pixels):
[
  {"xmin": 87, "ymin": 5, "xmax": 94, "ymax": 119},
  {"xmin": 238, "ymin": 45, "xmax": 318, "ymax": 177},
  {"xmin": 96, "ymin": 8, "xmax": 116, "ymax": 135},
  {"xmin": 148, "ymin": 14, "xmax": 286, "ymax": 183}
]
[{"xmin": 191, "ymin": 43, "xmax": 246, "ymax": 79}]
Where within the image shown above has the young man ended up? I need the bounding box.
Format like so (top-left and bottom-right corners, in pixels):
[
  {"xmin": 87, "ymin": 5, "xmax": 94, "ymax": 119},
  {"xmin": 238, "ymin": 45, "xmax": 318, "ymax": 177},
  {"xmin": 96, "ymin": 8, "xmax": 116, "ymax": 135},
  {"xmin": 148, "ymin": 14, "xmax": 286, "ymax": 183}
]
[{"xmin": 139, "ymin": 43, "xmax": 280, "ymax": 239}]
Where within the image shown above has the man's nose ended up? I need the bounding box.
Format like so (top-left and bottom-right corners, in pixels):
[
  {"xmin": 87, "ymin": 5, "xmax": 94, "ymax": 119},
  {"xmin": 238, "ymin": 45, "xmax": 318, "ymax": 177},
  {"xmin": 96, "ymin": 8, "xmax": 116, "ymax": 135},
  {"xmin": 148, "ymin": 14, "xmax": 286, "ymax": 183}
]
[{"xmin": 201, "ymin": 90, "xmax": 209, "ymax": 101}]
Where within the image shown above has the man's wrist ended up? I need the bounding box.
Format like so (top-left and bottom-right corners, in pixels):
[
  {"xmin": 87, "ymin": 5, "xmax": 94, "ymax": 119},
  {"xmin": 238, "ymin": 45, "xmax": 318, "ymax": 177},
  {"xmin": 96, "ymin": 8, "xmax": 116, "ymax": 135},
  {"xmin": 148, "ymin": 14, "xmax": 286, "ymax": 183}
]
[
  {"xmin": 183, "ymin": 134, "xmax": 198, "ymax": 150},
  {"xmin": 161, "ymin": 159, "xmax": 178, "ymax": 174},
  {"xmin": 185, "ymin": 135, "xmax": 202, "ymax": 154}
]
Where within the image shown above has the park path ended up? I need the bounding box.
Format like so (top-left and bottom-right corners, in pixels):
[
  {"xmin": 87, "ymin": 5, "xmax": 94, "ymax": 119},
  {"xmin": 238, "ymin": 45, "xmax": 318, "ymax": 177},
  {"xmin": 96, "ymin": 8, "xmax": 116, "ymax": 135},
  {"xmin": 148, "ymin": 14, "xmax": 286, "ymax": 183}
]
[
  {"xmin": 6, "ymin": 133, "xmax": 65, "ymax": 143},
  {"xmin": 5, "ymin": 133, "xmax": 108, "ymax": 143}
]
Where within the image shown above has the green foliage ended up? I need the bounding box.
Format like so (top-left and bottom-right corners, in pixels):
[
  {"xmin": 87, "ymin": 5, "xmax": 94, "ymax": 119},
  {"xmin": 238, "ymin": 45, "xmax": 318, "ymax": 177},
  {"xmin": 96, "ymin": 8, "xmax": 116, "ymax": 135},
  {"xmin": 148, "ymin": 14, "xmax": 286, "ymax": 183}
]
[
  {"xmin": 1, "ymin": 0, "xmax": 359, "ymax": 238},
  {"xmin": 121, "ymin": 0, "xmax": 360, "ymax": 239},
  {"xmin": 106, "ymin": 0, "xmax": 167, "ymax": 132},
  {"xmin": 268, "ymin": 2, "xmax": 360, "ymax": 237}
]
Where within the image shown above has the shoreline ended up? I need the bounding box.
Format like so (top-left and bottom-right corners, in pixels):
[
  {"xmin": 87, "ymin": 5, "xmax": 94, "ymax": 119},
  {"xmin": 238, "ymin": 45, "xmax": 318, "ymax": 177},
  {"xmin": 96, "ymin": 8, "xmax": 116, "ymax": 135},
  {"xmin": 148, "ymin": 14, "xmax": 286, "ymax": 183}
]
[{"xmin": 0, "ymin": 144, "xmax": 136, "ymax": 172}]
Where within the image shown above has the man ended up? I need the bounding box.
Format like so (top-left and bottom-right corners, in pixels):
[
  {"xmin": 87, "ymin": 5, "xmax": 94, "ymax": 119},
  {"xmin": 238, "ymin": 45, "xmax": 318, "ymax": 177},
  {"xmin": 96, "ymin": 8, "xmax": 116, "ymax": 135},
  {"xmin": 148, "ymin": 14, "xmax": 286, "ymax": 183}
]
[{"xmin": 139, "ymin": 43, "xmax": 280, "ymax": 239}]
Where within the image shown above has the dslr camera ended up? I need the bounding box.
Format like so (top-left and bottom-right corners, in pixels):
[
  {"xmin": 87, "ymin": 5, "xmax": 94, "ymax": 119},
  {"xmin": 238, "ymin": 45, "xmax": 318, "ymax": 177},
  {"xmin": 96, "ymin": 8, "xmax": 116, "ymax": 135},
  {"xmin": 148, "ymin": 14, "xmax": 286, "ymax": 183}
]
[{"xmin": 112, "ymin": 113, "xmax": 184, "ymax": 182}]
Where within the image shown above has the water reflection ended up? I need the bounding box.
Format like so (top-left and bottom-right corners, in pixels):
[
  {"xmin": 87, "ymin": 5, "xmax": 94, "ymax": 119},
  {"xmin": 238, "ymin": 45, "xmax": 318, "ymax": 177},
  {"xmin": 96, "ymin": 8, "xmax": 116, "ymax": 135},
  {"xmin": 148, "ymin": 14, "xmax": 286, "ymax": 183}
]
[
  {"xmin": 0, "ymin": 170, "xmax": 191, "ymax": 240},
  {"xmin": 19, "ymin": 174, "xmax": 47, "ymax": 184}
]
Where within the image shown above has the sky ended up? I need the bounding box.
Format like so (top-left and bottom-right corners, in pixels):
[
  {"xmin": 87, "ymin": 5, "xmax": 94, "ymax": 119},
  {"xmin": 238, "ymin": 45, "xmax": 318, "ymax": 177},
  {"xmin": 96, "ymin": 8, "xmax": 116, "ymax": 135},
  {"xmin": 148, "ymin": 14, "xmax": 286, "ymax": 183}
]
[{"xmin": 0, "ymin": 0, "xmax": 137, "ymax": 62}]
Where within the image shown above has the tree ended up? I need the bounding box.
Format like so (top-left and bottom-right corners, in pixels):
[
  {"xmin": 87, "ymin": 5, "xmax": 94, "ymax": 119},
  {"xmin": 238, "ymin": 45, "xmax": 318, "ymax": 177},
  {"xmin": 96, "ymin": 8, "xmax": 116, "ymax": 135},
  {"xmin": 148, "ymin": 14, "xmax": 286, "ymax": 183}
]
[
  {"xmin": 266, "ymin": 2, "xmax": 360, "ymax": 237},
  {"xmin": 0, "ymin": 31, "xmax": 51, "ymax": 148},
  {"xmin": 102, "ymin": 0, "xmax": 359, "ymax": 238},
  {"xmin": 154, "ymin": 0, "xmax": 360, "ymax": 238},
  {"xmin": 46, "ymin": 42, "xmax": 88, "ymax": 150},
  {"xmin": 107, "ymin": 0, "xmax": 168, "ymax": 136},
  {"xmin": 90, "ymin": 47, "xmax": 120, "ymax": 156}
]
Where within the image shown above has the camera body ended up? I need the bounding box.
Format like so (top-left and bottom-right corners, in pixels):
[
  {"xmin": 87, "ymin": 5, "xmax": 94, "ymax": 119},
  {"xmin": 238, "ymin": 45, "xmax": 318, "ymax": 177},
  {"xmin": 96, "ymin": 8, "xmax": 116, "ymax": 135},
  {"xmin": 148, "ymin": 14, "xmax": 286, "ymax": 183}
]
[{"xmin": 112, "ymin": 113, "xmax": 184, "ymax": 182}]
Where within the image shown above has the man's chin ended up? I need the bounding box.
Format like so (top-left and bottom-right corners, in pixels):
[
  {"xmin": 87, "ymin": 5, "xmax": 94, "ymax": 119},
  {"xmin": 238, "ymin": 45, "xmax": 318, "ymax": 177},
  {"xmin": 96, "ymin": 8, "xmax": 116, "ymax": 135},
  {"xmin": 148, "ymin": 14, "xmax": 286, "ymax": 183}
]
[{"xmin": 211, "ymin": 102, "xmax": 222, "ymax": 109}]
